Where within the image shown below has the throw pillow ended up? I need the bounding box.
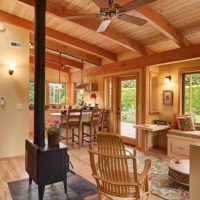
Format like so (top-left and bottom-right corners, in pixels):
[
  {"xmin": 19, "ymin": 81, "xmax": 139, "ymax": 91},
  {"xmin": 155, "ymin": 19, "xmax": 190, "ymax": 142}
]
[
  {"xmin": 176, "ymin": 116, "xmax": 195, "ymax": 131},
  {"xmin": 173, "ymin": 113, "xmax": 191, "ymax": 129}
]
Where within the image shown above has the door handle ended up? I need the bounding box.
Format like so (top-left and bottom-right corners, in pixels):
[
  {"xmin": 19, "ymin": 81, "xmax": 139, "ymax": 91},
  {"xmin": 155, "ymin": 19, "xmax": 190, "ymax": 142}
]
[{"xmin": 117, "ymin": 112, "xmax": 120, "ymax": 115}]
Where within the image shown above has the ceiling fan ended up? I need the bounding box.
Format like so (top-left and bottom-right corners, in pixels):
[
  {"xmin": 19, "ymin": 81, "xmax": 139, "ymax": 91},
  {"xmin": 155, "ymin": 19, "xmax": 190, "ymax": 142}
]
[{"xmin": 63, "ymin": 0, "xmax": 156, "ymax": 32}]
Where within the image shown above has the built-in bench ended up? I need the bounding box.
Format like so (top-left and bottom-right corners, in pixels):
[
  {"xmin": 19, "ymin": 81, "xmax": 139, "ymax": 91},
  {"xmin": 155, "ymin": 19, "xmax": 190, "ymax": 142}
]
[{"xmin": 167, "ymin": 129, "xmax": 200, "ymax": 157}]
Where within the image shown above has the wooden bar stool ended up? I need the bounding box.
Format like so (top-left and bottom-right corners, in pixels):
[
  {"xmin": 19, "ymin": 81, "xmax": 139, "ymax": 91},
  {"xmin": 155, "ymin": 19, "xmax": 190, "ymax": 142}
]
[
  {"xmin": 63, "ymin": 108, "xmax": 82, "ymax": 147},
  {"xmin": 82, "ymin": 108, "xmax": 105, "ymax": 144}
]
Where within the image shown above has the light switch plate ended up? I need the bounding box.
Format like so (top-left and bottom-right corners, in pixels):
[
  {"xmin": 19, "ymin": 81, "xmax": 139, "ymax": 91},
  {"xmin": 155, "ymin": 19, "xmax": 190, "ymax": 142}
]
[
  {"xmin": 1, "ymin": 96, "xmax": 4, "ymax": 105},
  {"xmin": 16, "ymin": 103, "xmax": 22, "ymax": 110}
]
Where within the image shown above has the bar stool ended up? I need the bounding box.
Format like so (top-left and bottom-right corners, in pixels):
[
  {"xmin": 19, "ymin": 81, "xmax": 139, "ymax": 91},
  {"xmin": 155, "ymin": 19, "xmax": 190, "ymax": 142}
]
[
  {"xmin": 82, "ymin": 108, "xmax": 105, "ymax": 144},
  {"xmin": 62, "ymin": 108, "xmax": 82, "ymax": 147}
]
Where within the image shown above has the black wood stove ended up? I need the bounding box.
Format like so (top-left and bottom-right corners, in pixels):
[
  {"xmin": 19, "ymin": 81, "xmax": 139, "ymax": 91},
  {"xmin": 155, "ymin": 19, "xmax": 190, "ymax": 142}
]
[
  {"xmin": 25, "ymin": 1, "xmax": 71, "ymax": 199},
  {"xmin": 25, "ymin": 140, "xmax": 69, "ymax": 200}
]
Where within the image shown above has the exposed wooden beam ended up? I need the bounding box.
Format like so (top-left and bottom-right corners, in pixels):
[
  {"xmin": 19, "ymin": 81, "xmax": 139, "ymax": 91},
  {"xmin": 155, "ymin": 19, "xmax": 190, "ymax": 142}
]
[
  {"xmin": 29, "ymin": 33, "xmax": 101, "ymax": 66},
  {"xmin": 135, "ymin": 6, "xmax": 191, "ymax": 47},
  {"xmin": 30, "ymin": 48, "xmax": 83, "ymax": 69},
  {"xmin": 70, "ymin": 43, "xmax": 200, "ymax": 79},
  {"xmin": 45, "ymin": 29, "xmax": 117, "ymax": 61},
  {"xmin": 118, "ymin": 0, "xmax": 191, "ymax": 47},
  {"xmin": 30, "ymin": 56, "xmax": 70, "ymax": 73},
  {"xmin": 0, "ymin": 11, "xmax": 116, "ymax": 63},
  {"xmin": 17, "ymin": 0, "xmax": 154, "ymax": 55}
]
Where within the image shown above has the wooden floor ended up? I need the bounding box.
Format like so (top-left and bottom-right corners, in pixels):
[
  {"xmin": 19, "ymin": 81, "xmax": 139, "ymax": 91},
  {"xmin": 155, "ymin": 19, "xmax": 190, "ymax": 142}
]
[{"xmin": 0, "ymin": 143, "xmax": 164, "ymax": 200}]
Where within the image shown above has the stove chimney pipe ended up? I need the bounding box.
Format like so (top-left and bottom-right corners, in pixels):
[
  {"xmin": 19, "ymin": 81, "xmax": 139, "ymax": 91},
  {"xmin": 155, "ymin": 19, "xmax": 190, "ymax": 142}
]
[{"xmin": 34, "ymin": 0, "xmax": 46, "ymax": 147}]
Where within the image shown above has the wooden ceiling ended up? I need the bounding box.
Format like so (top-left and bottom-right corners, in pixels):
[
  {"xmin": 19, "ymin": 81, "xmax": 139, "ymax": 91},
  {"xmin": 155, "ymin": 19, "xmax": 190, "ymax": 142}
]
[{"xmin": 0, "ymin": 0, "xmax": 200, "ymax": 70}]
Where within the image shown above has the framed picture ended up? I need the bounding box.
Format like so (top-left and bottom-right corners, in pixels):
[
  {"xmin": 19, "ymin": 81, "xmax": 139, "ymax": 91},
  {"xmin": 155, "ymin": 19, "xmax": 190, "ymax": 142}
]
[{"xmin": 163, "ymin": 90, "xmax": 173, "ymax": 105}]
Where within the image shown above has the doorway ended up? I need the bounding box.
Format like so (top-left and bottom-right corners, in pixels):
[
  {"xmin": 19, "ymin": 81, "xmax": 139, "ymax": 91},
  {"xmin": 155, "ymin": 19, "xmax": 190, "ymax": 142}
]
[{"xmin": 117, "ymin": 76, "xmax": 137, "ymax": 146}]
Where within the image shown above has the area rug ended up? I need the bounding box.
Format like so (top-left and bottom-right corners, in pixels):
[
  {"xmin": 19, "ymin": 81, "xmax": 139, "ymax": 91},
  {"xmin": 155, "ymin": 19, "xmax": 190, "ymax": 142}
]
[
  {"xmin": 135, "ymin": 151, "xmax": 189, "ymax": 200},
  {"xmin": 8, "ymin": 172, "xmax": 97, "ymax": 200}
]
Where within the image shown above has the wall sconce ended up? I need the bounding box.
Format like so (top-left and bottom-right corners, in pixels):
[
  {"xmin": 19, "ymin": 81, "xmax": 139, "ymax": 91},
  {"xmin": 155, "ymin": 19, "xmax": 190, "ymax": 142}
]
[
  {"xmin": 29, "ymin": 42, "xmax": 34, "ymax": 49},
  {"xmin": 9, "ymin": 65, "xmax": 15, "ymax": 76},
  {"xmin": 165, "ymin": 75, "xmax": 171, "ymax": 83},
  {"xmin": 0, "ymin": 22, "xmax": 5, "ymax": 32}
]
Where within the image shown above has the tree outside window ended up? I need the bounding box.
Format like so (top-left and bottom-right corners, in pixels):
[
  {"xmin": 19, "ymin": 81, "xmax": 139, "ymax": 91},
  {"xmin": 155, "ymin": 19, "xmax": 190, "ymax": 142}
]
[
  {"xmin": 74, "ymin": 83, "xmax": 83, "ymax": 105},
  {"xmin": 29, "ymin": 81, "xmax": 34, "ymax": 104},
  {"xmin": 49, "ymin": 83, "xmax": 66, "ymax": 105},
  {"xmin": 183, "ymin": 73, "xmax": 200, "ymax": 123}
]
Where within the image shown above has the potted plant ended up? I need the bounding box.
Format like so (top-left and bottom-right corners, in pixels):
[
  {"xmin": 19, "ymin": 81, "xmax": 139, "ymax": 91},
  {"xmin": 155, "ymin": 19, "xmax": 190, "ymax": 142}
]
[
  {"xmin": 90, "ymin": 93, "xmax": 98, "ymax": 107},
  {"xmin": 46, "ymin": 120, "xmax": 63, "ymax": 146}
]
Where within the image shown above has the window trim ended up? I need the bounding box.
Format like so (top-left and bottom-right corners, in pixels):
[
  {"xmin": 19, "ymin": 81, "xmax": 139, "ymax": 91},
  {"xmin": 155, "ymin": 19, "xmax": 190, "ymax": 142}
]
[
  {"xmin": 73, "ymin": 82, "xmax": 83, "ymax": 105},
  {"xmin": 179, "ymin": 66, "xmax": 200, "ymax": 125},
  {"xmin": 46, "ymin": 81, "xmax": 67, "ymax": 106},
  {"xmin": 103, "ymin": 76, "xmax": 113, "ymax": 111}
]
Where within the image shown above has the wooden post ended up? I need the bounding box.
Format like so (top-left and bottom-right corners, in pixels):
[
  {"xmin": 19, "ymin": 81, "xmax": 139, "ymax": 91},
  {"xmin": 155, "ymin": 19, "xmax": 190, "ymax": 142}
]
[
  {"xmin": 141, "ymin": 67, "xmax": 148, "ymax": 152},
  {"xmin": 34, "ymin": 0, "xmax": 46, "ymax": 147}
]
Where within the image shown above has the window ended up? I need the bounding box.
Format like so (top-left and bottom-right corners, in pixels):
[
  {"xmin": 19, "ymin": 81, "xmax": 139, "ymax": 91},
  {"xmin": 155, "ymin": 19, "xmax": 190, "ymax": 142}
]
[
  {"xmin": 182, "ymin": 72, "xmax": 200, "ymax": 123},
  {"xmin": 104, "ymin": 77, "xmax": 113, "ymax": 110},
  {"xmin": 29, "ymin": 81, "xmax": 34, "ymax": 104},
  {"xmin": 48, "ymin": 82, "xmax": 66, "ymax": 105},
  {"xmin": 74, "ymin": 83, "xmax": 83, "ymax": 105}
]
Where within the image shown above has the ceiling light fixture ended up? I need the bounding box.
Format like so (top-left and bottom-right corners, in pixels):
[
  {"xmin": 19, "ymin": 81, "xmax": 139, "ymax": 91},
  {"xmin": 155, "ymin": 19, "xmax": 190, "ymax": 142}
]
[{"xmin": 58, "ymin": 52, "xmax": 63, "ymax": 89}]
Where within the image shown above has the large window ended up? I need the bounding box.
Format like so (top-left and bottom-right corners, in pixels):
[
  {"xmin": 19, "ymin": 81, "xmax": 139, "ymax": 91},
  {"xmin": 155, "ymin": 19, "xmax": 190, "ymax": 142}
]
[
  {"xmin": 182, "ymin": 72, "xmax": 200, "ymax": 123},
  {"xmin": 29, "ymin": 81, "xmax": 34, "ymax": 104},
  {"xmin": 74, "ymin": 83, "xmax": 83, "ymax": 105},
  {"xmin": 48, "ymin": 82, "xmax": 66, "ymax": 105},
  {"xmin": 104, "ymin": 77, "xmax": 113, "ymax": 110}
]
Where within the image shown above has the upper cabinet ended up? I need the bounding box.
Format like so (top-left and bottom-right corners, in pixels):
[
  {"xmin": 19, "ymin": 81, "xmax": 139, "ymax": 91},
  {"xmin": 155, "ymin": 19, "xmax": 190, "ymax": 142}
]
[{"xmin": 85, "ymin": 83, "xmax": 98, "ymax": 92}]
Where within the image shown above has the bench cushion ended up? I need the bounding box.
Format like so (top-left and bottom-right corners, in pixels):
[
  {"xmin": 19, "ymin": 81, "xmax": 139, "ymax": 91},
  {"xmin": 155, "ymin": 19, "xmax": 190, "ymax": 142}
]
[{"xmin": 168, "ymin": 129, "xmax": 200, "ymax": 139}]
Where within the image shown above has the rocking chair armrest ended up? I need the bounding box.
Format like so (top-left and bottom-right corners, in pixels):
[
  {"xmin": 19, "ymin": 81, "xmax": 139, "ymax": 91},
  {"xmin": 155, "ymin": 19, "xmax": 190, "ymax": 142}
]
[
  {"xmin": 125, "ymin": 148, "xmax": 137, "ymax": 157},
  {"xmin": 139, "ymin": 159, "xmax": 151, "ymax": 183}
]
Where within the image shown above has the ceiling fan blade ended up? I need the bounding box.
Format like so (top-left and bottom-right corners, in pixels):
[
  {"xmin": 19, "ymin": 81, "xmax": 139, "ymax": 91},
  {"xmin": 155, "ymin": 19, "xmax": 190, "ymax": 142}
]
[
  {"xmin": 92, "ymin": 0, "xmax": 110, "ymax": 9},
  {"xmin": 63, "ymin": 14, "xmax": 102, "ymax": 20},
  {"xmin": 97, "ymin": 18, "xmax": 112, "ymax": 32},
  {"xmin": 121, "ymin": 0, "xmax": 156, "ymax": 12},
  {"xmin": 119, "ymin": 14, "xmax": 147, "ymax": 26}
]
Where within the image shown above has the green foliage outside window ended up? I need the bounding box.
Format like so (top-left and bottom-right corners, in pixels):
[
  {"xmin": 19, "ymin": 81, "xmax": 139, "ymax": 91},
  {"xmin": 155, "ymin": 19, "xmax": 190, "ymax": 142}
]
[
  {"xmin": 49, "ymin": 83, "xmax": 66, "ymax": 104},
  {"xmin": 29, "ymin": 81, "xmax": 34, "ymax": 104},
  {"xmin": 121, "ymin": 80, "xmax": 136, "ymax": 124},
  {"xmin": 75, "ymin": 83, "xmax": 83, "ymax": 105},
  {"xmin": 184, "ymin": 73, "xmax": 200, "ymax": 123}
]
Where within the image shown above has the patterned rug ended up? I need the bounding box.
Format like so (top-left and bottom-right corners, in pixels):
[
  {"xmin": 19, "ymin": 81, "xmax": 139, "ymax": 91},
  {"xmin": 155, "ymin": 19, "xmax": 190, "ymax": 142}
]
[
  {"xmin": 135, "ymin": 151, "xmax": 189, "ymax": 200},
  {"xmin": 8, "ymin": 172, "xmax": 97, "ymax": 200}
]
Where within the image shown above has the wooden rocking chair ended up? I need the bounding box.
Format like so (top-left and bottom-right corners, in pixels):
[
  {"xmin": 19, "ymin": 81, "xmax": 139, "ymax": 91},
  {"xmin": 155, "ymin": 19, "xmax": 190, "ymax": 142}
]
[
  {"xmin": 97, "ymin": 132, "xmax": 135, "ymax": 156},
  {"xmin": 89, "ymin": 144, "xmax": 151, "ymax": 200}
]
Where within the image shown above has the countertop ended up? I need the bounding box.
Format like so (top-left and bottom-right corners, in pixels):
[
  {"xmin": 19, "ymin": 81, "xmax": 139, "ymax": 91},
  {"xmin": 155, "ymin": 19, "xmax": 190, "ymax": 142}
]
[{"xmin": 133, "ymin": 124, "xmax": 171, "ymax": 132}]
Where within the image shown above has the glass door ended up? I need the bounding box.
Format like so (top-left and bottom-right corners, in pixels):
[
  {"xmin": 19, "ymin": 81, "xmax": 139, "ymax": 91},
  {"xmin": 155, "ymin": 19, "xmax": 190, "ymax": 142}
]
[{"xmin": 117, "ymin": 77, "xmax": 137, "ymax": 146}]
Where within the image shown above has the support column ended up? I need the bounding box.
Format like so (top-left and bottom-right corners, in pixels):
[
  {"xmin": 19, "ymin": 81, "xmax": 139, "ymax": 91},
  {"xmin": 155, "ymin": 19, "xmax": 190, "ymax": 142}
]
[
  {"xmin": 34, "ymin": 0, "xmax": 46, "ymax": 147},
  {"xmin": 141, "ymin": 67, "xmax": 148, "ymax": 152}
]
